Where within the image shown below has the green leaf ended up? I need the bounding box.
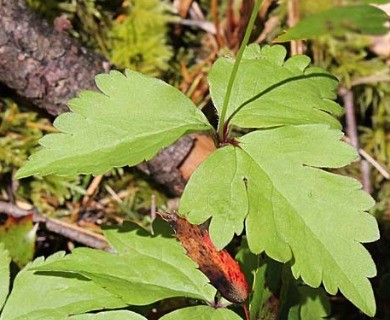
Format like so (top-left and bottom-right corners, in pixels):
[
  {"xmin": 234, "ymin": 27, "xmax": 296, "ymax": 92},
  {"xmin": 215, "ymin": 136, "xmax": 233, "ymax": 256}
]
[
  {"xmin": 298, "ymin": 286, "xmax": 330, "ymax": 319},
  {"xmin": 180, "ymin": 146, "xmax": 248, "ymax": 248},
  {"xmin": 0, "ymin": 243, "xmax": 11, "ymax": 310},
  {"xmin": 276, "ymin": 5, "xmax": 390, "ymax": 42},
  {"xmin": 249, "ymin": 257, "xmax": 283, "ymax": 320},
  {"xmin": 69, "ymin": 310, "xmax": 147, "ymax": 320},
  {"xmin": 242, "ymin": 125, "xmax": 378, "ymax": 316},
  {"xmin": 235, "ymin": 238, "xmax": 259, "ymax": 287},
  {"xmin": 15, "ymin": 70, "xmax": 211, "ymax": 179},
  {"xmin": 34, "ymin": 222, "xmax": 216, "ymax": 305},
  {"xmin": 280, "ymin": 266, "xmax": 330, "ymax": 320},
  {"xmin": 159, "ymin": 306, "xmax": 243, "ymax": 320},
  {"xmin": 180, "ymin": 124, "xmax": 379, "ymax": 316},
  {"xmin": 0, "ymin": 252, "xmax": 126, "ymax": 320},
  {"xmin": 208, "ymin": 45, "xmax": 343, "ymax": 130},
  {"xmin": 355, "ymin": 0, "xmax": 390, "ymax": 3},
  {"xmin": 249, "ymin": 263, "xmax": 271, "ymax": 320},
  {"xmin": 238, "ymin": 251, "xmax": 280, "ymax": 320},
  {"xmin": 0, "ymin": 215, "xmax": 36, "ymax": 268}
]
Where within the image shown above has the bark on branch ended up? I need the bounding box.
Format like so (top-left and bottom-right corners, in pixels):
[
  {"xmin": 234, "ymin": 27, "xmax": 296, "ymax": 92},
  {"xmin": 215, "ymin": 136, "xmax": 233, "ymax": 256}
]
[{"xmin": 0, "ymin": 0, "xmax": 109, "ymax": 116}]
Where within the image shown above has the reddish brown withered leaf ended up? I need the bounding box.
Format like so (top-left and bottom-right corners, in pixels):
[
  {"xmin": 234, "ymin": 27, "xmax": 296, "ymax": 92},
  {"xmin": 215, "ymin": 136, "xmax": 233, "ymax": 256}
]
[{"xmin": 157, "ymin": 211, "xmax": 249, "ymax": 304}]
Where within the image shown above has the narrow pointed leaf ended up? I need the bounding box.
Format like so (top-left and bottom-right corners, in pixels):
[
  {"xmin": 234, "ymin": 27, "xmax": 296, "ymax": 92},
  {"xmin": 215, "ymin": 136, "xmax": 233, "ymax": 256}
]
[
  {"xmin": 159, "ymin": 306, "xmax": 243, "ymax": 320},
  {"xmin": 16, "ymin": 70, "xmax": 211, "ymax": 178},
  {"xmin": 209, "ymin": 45, "xmax": 343, "ymax": 129},
  {"xmin": 34, "ymin": 222, "xmax": 216, "ymax": 305},
  {"xmin": 276, "ymin": 5, "xmax": 390, "ymax": 42},
  {"xmin": 0, "ymin": 252, "xmax": 126, "ymax": 320},
  {"xmin": 180, "ymin": 124, "xmax": 379, "ymax": 316}
]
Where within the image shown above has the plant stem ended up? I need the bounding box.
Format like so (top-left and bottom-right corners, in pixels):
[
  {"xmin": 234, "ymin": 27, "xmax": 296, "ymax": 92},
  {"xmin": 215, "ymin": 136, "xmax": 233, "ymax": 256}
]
[{"xmin": 217, "ymin": 0, "xmax": 263, "ymax": 142}]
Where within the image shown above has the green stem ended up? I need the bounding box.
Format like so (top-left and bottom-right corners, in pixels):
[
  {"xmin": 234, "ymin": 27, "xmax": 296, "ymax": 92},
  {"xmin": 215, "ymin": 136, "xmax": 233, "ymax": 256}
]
[{"xmin": 217, "ymin": 0, "xmax": 263, "ymax": 142}]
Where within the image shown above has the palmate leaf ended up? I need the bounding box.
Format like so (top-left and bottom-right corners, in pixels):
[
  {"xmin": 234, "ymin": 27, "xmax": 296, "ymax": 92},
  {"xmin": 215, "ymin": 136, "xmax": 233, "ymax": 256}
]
[
  {"xmin": 0, "ymin": 252, "xmax": 126, "ymax": 320},
  {"xmin": 180, "ymin": 125, "xmax": 379, "ymax": 316},
  {"xmin": 33, "ymin": 222, "xmax": 216, "ymax": 306},
  {"xmin": 209, "ymin": 45, "xmax": 343, "ymax": 129},
  {"xmin": 15, "ymin": 70, "xmax": 211, "ymax": 179}
]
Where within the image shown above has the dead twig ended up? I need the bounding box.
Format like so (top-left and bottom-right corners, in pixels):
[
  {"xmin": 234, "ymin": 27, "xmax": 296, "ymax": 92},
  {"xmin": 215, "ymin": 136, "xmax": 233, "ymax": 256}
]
[
  {"xmin": 343, "ymin": 137, "xmax": 390, "ymax": 180},
  {"xmin": 211, "ymin": 0, "xmax": 224, "ymax": 47},
  {"xmin": 0, "ymin": 200, "xmax": 110, "ymax": 250},
  {"xmin": 82, "ymin": 174, "xmax": 104, "ymax": 206},
  {"xmin": 339, "ymin": 87, "xmax": 373, "ymax": 193},
  {"xmin": 176, "ymin": 19, "xmax": 216, "ymax": 34},
  {"xmin": 44, "ymin": 218, "xmax": 110, "ymax": 251},
  {"xmin": 351, "ymin": 76, "xmax": 390, "ymax": 87},
  {"xmin": 0, "ymin": 201, "xmax": 34, "ymax": 218},
  {"xmin": 287, "ymin": 0, "xmax": 304, "ymax": 55}
]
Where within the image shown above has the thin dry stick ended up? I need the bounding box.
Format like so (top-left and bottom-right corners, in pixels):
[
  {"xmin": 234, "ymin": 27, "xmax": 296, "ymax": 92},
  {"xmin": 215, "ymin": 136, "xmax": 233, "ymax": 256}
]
[
  {"xmin": 178, "ymin": 0, "xmax": 193, "ymax": 18},
  {"xmin": 340, "ymin": 87, "xmax": 373, "ymax": 192},
  {"xmin": 359, "ymin": 149, "xmax": 390, "ymax": 180},
  {"xmin": 259, "ymin": 0, "xmax": 275, "ymax": 20},
  {"xmin": 0, "ymin": 200, "xmax": 110, "ymax": 250},
  {"xmin": 351, "ymin": 76, "xmax": 390, "ymax": 87},
  {"xmin": 340, "ymin": 88, "xmax": 359, "ymax": 149},
  {"xmin": 99, "ymin": 189, "xmax": 131, "ymax": 206},
  {"xmin": 0, "ymin": 200, "xmax": 34, "ymax": 218},
  {"xmin": 151, "ymin": 194, "xmax": 156, "ymax": 222},
  {"xmin": 45, "ymin": 218, "xmax": 110, "ymax": 250},
  {"xmin": 104, "ymin": 185, "xmax": 123, "ymax": 203},
  {"xmin": 82, "ymin": 174, "xmax": 104, "ymax": 205},
  {"xmin": 150, "ymin": 194, "xmax": 157, "ymax": 235},
  {"xmin": 287, "ymin": 0, "xmax": 304, "ymax": 55},
  {"xmin": 343, "ymin": 136, "xmax": 390, "ymax": 179},
  {"xmin": 211, "ymin": 0, "xmax": 224, "ymax": 47}
]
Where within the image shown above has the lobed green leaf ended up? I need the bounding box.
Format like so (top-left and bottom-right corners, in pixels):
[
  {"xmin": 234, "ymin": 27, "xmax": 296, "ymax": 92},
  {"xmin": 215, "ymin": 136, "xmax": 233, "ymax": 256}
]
[
  {"xmin": 16, "ymin": 70, "xmax": 211, "ymax": 179},
  {"xmin": 180, "ymin": 124, "xmax": 379, "ymax": 316},
  {"xmin": 209, "ymin": 45, "xmax": 343, "ymax": 130}
]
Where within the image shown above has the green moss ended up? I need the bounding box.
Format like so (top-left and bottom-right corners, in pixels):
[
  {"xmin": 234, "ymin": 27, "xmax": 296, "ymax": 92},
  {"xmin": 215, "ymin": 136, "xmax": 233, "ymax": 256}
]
[
  {"xmin": 0, "ymin": 100, "xmax": 84, "ymax": 214},
  {"xmin": 0, "ymin": 100, "xmax": 44, "ymax": 173},
  {"xmin": 108, "ymin": 0, "xmax": 174, "ymax": 76}
]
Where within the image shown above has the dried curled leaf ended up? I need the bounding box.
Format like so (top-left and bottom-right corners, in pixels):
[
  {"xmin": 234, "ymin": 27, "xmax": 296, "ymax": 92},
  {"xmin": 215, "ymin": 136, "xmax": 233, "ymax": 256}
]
[{"xmin": 158, "ymin": 211, "xmax": 248, "ymax": 304}]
